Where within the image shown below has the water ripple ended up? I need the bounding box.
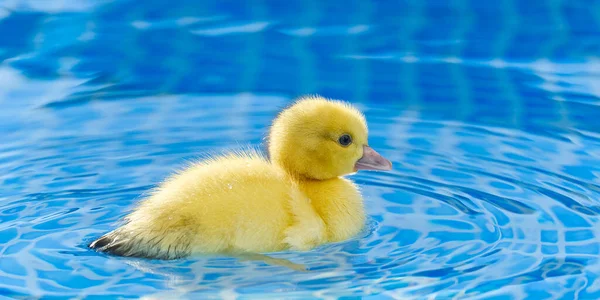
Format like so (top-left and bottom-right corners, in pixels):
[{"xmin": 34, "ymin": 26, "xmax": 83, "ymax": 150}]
[{"xmin": 1, "ymin": 0, "xmax": 600, "ymax": 298}]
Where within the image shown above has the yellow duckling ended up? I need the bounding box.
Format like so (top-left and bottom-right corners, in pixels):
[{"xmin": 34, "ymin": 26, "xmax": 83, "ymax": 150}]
[{"xmin": 89, "ymin": 95, "xmax": 392, "ymax": 259}]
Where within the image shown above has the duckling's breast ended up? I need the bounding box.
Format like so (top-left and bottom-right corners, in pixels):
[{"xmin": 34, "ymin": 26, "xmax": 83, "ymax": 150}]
[{"xmin": 299, "ymin": 177, "xmax": 365, "ymax": 242}]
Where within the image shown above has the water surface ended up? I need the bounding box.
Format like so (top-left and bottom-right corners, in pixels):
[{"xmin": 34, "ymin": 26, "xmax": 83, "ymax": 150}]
[{"xmin": 1, "ymin": 0, "xmax": 600, "ymax": 299}]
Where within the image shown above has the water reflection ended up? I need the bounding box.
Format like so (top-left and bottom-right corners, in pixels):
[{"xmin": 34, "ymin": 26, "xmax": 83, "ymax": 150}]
[{"xmin": 1, "ymin": 0, "xmax": 600, "ymax": 298}]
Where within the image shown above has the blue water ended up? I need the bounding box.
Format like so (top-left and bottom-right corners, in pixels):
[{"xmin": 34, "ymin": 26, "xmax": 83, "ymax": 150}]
[{"xmin": 1, "ymin": 0, "xmax": 600, "ymax": 298}]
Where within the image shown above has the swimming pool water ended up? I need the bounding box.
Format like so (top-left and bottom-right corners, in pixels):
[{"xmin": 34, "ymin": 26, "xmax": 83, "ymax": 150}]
[{"xmin": 1, "ymin": 0, "xmax": 600, "ymax": 299}]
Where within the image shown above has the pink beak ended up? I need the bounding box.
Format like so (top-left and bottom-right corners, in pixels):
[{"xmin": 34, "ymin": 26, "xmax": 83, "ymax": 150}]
[{"xmin": 355, "ymin": 145, "xmax": 392, "ymax": 171}]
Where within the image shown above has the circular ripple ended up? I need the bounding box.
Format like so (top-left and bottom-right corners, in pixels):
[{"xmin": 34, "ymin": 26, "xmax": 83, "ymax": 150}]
[
  {"xmin": 1, "ymin": 93, "xmax": 599, "ymax": 299},
  {"xmin": 1, "ymin": 1, "xmax": 600, "ymax": 297}
]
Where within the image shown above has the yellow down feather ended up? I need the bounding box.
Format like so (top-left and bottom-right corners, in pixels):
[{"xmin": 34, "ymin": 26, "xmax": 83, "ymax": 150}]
[{"xmin": 89, "ymin": 95, "xmax": 385, "ymax": 259}]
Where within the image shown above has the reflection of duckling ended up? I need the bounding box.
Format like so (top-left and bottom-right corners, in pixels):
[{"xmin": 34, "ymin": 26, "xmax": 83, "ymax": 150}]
[{"xmin": 89, "ymin": 95, "xmax": 392, "ymax": 259}]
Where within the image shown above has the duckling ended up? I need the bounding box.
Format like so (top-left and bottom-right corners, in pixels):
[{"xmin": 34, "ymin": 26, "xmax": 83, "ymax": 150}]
[{"xmin": 89, "ymin": 95, "xmax": 392, "ymax": 259}]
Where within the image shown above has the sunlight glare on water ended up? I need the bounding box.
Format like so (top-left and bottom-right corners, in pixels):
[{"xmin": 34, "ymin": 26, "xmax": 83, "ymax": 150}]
[{"xmin": 1, "ymin": 0, "xmax": 600, "ymax": 299}]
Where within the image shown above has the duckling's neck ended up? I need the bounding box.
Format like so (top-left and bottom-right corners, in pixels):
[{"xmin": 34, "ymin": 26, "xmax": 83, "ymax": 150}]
[{"xmin": 296, "ymin": 177, "xmax": 365, "ymax": 242}]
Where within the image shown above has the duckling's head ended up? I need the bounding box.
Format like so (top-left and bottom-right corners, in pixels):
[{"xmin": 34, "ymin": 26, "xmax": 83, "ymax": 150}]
[{"xmin": 269, "ymin": 95, "xmax": 392, "ymax": 180}]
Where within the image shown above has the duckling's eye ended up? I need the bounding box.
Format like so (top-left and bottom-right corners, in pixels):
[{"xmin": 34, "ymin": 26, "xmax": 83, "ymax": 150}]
[{"xmin": 338, "ymin": 134, "xmax": 352, "ymax": 147}]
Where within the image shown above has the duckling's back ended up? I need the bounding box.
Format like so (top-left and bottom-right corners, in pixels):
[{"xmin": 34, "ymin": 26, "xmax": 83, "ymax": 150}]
[{"xmin": 90, "ymin": 151, "xmax": 299, "ymax": 258}]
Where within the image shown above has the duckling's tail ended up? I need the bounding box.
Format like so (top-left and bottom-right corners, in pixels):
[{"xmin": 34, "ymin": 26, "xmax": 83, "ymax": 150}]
[
  {"xmin": 88, "ymin": 230, "xmax": 139, "ymax": 257},
  {"xmin": 88, "ymin": 234, "xmax": 113, "ymax": 250},
  {"xmin": 89, "ymin": 229, "xmax": 190, "ymax": 260}
]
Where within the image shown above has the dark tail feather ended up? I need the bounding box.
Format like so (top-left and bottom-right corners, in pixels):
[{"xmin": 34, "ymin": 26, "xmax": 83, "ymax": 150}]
[
  {"xmin": 89, "ymin": 235, "xmax": 112, "ymax": 249},
  {"xmin": 89, "ymin": 230, "xmax": 190, "ymax": 260},
  {"xmin": 89, "ymin": 231, "xmax": 135, "ymax": 257}
]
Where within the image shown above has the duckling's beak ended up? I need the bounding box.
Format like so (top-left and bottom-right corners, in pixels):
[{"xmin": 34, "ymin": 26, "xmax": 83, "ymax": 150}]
[{"xmin": 355, "ymin": 145, "xmax": 392, "ymax": 171}]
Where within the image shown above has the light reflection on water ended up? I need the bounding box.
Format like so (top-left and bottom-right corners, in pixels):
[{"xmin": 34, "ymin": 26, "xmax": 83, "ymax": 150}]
[{"xmin": 1, "ymin": 0, "xmax": 600, "ymax": 298}]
